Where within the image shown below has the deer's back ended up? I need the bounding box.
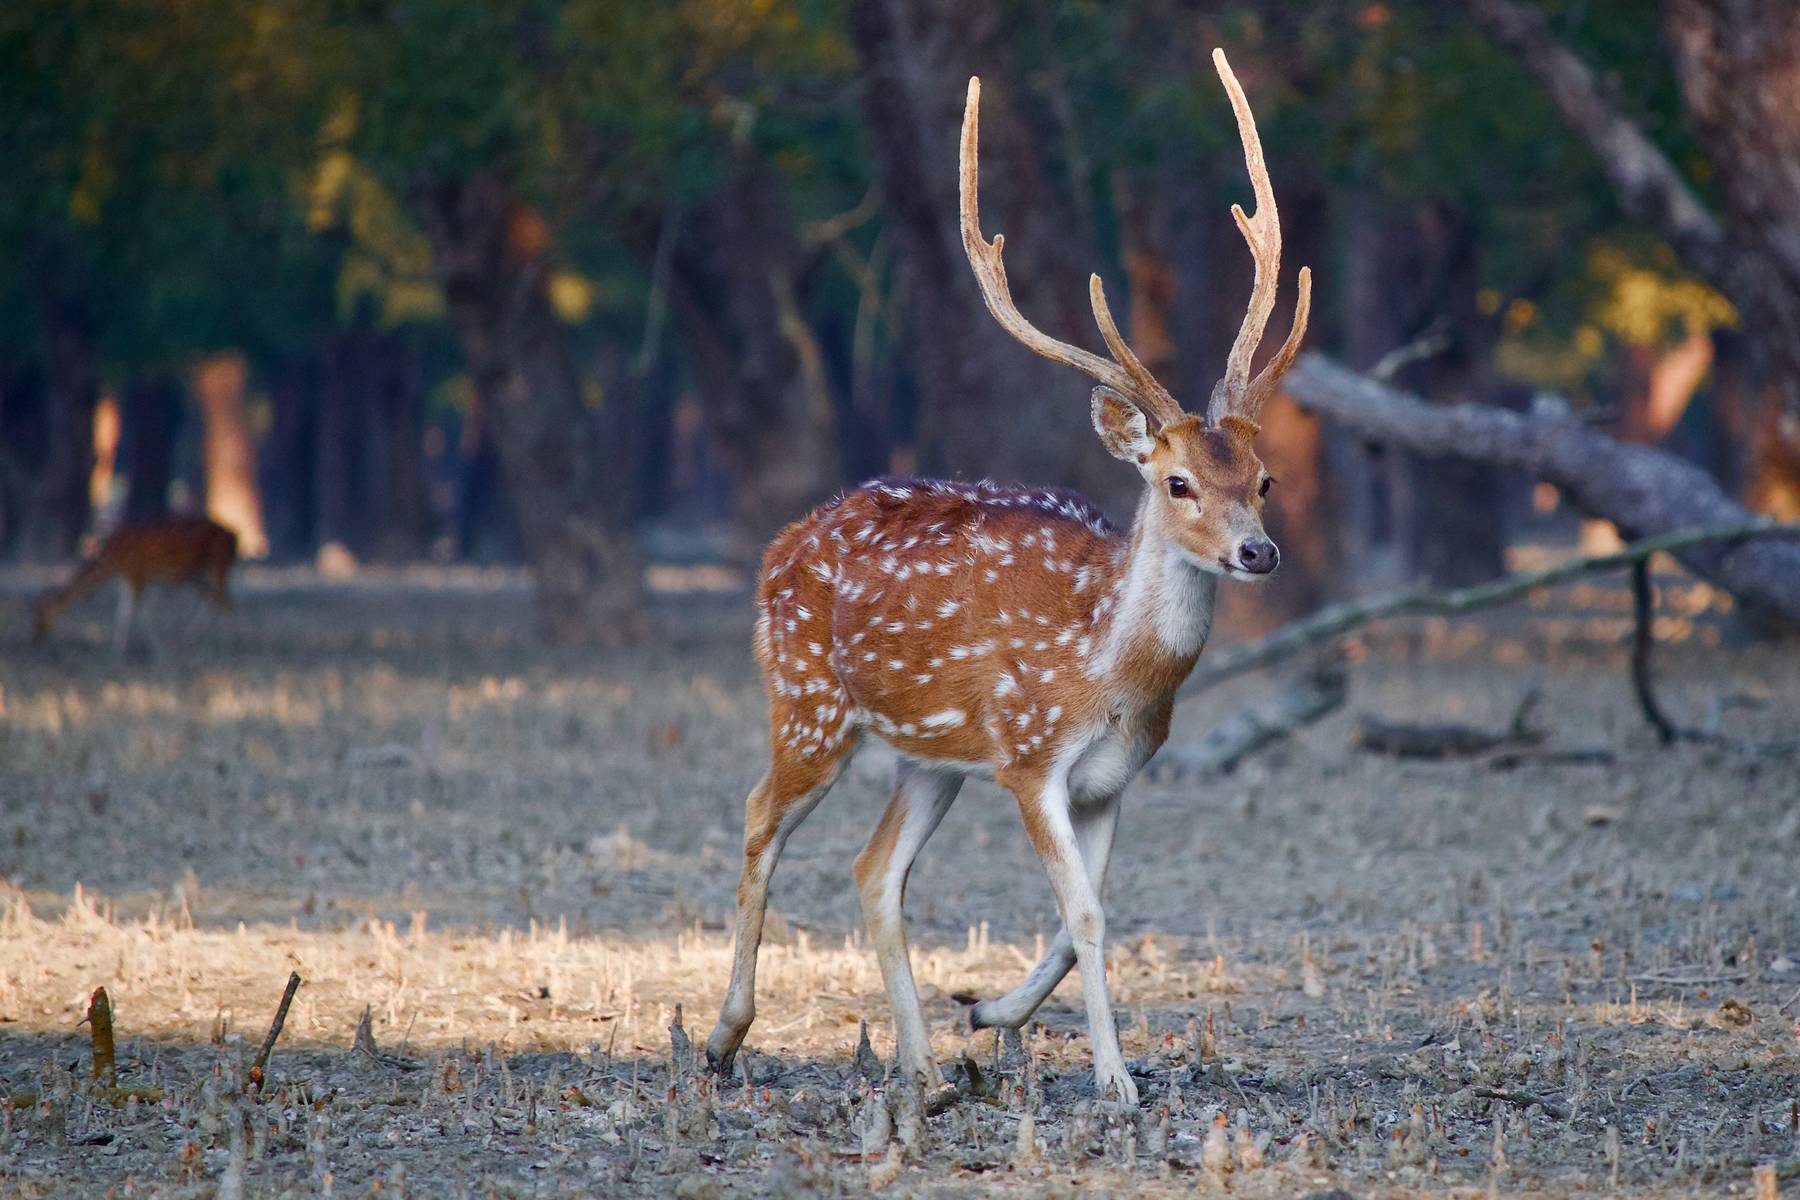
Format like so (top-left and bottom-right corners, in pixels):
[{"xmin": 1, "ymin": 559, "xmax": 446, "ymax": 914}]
[
  {"xmin": 104, "ymin": 518, "xmax": 237, "ymax": 586},
  {"xmin": 755, "ymin": 479, "xmax": 1126, "ymax": 772}
]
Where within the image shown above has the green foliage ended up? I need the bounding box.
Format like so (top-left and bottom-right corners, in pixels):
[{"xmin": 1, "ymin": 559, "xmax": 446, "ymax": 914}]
[
  {"xmin": 0, "ymin": 0, "xmax": 339, "ymax": 366},
  {"xmin": 0, "ymin": 0, "xmax": 1731, "ymax": 411}
]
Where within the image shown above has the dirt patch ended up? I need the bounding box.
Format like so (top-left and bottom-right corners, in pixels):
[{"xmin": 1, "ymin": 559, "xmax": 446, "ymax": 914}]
[{"xmin": 1, "ymin": 566, "xmax": 1797, "ymax": 1196}]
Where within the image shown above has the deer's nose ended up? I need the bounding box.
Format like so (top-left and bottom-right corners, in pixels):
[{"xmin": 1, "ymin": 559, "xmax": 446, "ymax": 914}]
[{"xmin": 1236, "ymin": 537, "xmax": 1279, "ymax": 575}]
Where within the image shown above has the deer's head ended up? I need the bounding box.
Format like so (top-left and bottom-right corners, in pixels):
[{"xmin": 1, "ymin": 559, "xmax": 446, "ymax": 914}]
[{"xmin": 960, "ymin": 49, "xmax": 1309, "ymax": 581}]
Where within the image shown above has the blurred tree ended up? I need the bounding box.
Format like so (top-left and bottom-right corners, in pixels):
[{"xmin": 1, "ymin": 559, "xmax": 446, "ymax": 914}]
[
  {"xmin": 7, "ymin": 0, "xmax": 1790, "ymax": 643},
  {"xmin": 23, "ymin": 261, "xmax": 100, "ymax": 559},
  {"xmin": 852, "ymin": 0, "xmax": 1143, "ymax": 515},
  {"xmin": 418, "ymin": 174, "xmax": 647, "ymax": 642},
  {"xmin": 0, "ymin": 363, "xmax": 49, "ymax": 554},
  {"xmin": 194, "ymin": 352, "xmax": 270, "ymax": 558},
  {"xmin": 671, "ymin": 158, "xmax": 843, "ymax": 552},
  {"xmin": 119, "ymin": 375, "xmax": 182, "ymax": 526},
  {"xmin": 1472, "ymin": 0, "xmax": 1800, "ymax": 517},
  {"xmin": 0, "ymin": 0, "xmax": 340, "ymax": 555}
]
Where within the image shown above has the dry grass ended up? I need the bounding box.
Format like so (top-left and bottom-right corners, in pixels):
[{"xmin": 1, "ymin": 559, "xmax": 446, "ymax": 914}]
[{"xmin": 0, "ymin": 564, "xmax": 1798, "ymax": 1197}]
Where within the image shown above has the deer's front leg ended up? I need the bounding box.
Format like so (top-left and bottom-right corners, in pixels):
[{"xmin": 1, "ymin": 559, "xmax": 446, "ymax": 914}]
[
  {"xmin": 971, "ymin": 796, "xmax": 1119, "ymax": 1030},
  {"xmin": 1012, "ymin": 776, "xmax": 1136, "ymax": 1105},
  {"xmin": 113, "ymin": 582, "xmax": 137, "ymax": 656}
]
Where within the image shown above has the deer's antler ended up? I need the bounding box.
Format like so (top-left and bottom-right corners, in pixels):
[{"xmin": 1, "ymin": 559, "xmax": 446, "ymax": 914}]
[
  {"xmin": 960, "ymin": 77, "xmax": 1184, "ymax": 430},
  {"xmin": 1206, "ymin": 48, "xmax": 1312, "ymax": 430}
]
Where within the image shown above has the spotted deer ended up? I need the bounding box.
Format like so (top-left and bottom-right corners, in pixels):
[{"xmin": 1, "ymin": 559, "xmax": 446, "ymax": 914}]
[
  {"xmin": 33, "ymin": 516, "xmax": 237, "ymax": 653},
  {"xmin": 706, "ymin": 49, "xmax": 1310, "ymax": 1104}
]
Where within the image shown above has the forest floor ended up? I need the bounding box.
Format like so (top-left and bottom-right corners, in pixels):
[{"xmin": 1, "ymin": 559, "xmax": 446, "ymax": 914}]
[{"xmin": 0, "ymin": 561, "xmax": 1797, "ymax": 1198}]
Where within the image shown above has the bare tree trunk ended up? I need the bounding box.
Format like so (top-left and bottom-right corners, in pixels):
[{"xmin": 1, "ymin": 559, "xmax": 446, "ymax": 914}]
[
  {"xmin": 370, "ymin": 328, "xmax": 431, "ymax": 561},
  {"xmin": 851, "ymin": 0, "xmax": 1133, "ymax": 514},
  {"xmin": 261, "ymin": 353, "xmax": 316, "ymax": 559},
  {"xmin": 1664, "ymin": 0, "xmax": 1800, "ymax": 415},
  {"xmin": 194, "ymin": 352, "xmax": 269, "ymax": 559},
  {"xmin": 454, "ymin": 399, "xmax": 521, "ymax": 563},
  {"xmin": 1665, "ymin": 0, "xmax": 1800, "ymax": 517},
  {"xmin": 88, "ymin": 391, "xmax": 119, "ymax": 522},
  {"xmin": 671, "ymin": 159, "xmax": 842, "ymax": 552},
  {"xmin": 121, "ymin": 375, "xmax": 182, "ymax": 526},
  {"xmin": 315, "ymin": 327, "xmax": 363, "ymax": 559},
  {"xmin": 0, "ymin": 362, "xmax": 47, "ymax": 555},
  {"xmin": 1287, "ymin": 354, "xmax": 1800, "ymax": 622},
  {"xmin": 419, "ymin": 173, "xmax": 646, "ymax": 644},
  {"xmin": 1390, "ymin": 207, "xmax": 1510, "ymax": 588},
  {"xmin": 24, "ymin": 285, "xmax": 99, "ymax": 560}
]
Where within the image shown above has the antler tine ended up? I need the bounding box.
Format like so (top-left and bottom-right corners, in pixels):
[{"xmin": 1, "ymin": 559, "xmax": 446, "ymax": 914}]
[
  {"xmin": 1250, "ymin": 264, "xmax": 1311, "ymax": 401},
  {"xmin": 1088, "ymin": 274, "xmax": 1185, "ymax": 426},
  {"xmin": 960, "ymin": 77, "xmax": 1179, "ymax": 427},
  {"xmin": 1207, "ymin": 48, "xmax": 1312, "ymax": 428}
]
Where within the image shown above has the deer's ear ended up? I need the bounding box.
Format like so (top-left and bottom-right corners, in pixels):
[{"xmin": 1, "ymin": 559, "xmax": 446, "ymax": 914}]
[{"xmin": 1091, "ymin": 386, "xmax": 1156, "ymax": 463}]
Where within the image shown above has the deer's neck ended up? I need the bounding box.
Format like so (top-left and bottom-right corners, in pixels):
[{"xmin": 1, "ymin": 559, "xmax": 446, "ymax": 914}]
[{"xmin": 1087, "ymin": 493, "xmax": 1218, "ymax": 694}]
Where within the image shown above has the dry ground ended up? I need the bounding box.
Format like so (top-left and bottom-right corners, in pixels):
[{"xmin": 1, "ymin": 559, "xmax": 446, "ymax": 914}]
[{"xmin": 0, "ymin": 562, "xmax": 1797, "ymax": 1198}]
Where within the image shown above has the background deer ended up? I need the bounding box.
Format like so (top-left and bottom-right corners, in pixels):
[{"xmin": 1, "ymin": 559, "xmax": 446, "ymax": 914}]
[
  {"xmin": 33, "ymin": 516, "xmax": 238, "ymax": 653},
  {"xmin": 706, "ymin": 49, "xmax": 1310, "ymax": 1104}
]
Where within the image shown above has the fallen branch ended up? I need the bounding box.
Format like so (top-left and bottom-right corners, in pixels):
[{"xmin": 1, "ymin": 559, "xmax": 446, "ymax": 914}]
[
  {"xmin": 1356, "ymin": 722, "xmax": 1528, "ymax": 759},
  {"xmin": 1285, "ymin": 354, "xmax": 1800, "ymax": 623},
  {"xmin": 1355, "ymin": 690, "xmax": 1543, "ymax": 761},
  {"xmin": 1481, "ymin": 745, "xmax": 1615, "ymax": 770},
  {"xmin": 1157, "ymin": 656, "xmax": 1346, "ymax": 777},
  {"xmin": 1180, "ymin": 521, "xmax": 1800, "ymax": 697},
  {"xmin": 1630, "ymin": 561, "xmax": 1682, "ymax": 744},
  {"xmin": 248, "ymin": 972, "xmax": 302, "ymax": 1093}
]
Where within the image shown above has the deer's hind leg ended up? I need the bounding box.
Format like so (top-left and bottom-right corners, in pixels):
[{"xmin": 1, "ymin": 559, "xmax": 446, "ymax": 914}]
[
  {"xmin": 706, "ymin": 731, "xmax": 855, "ymax": 1075},
  {"xmin": 203, "ymin": 559, "xmax": 232, "ymax": 610},
  {"xmin": 854, "ymin": 761, "xmax": 963, "ymax": 1086}
]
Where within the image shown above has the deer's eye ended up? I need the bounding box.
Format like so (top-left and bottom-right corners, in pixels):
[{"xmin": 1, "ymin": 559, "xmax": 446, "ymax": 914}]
[
  {"xmin": 1167, "ymin": 477, "xmax": 1190, "ymax": 498},
  {"xmin": 1259, "ymin": 476, "xmax": 1274, "ymax": 497}
]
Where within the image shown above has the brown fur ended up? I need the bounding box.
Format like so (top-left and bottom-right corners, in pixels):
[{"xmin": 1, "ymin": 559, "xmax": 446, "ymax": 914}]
[
  {"xmin": 1140, "ymin": 416, "xmax": 1271, "ymax": 574},
  {"xmin": 715, "ymin": 50, "xmax": 1302, "ymax": 1097},
  {"xmin": 753, "ymin": 480, "xmax": 1122, "ymax": 778},
  {"xmin": 33, "ymin": 517, "xmax": 238, "ymax": 645}
]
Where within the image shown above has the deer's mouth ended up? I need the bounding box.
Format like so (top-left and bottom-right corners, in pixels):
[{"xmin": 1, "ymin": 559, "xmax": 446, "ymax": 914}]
[{"xmin": 1216, "ymin": 557, "xmax": 1279, "ymax": 582}]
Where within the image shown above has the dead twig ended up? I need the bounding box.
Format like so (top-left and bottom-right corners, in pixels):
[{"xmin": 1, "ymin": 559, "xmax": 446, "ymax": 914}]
[
  {"xmin": 1156, "ymin": 654, "xmax": 1345, "ymax": 778},
  {"xmin": 1369, "ymin": 323, "xmax": 1452, "ymax": 382},
  {"xmin": 86, "ymin": 987, "xmax": 116, "ymax": 1088},
  {"xmin": 248, "ymin": 972, "xmax": 302, "ymax": 1093},
  {"xmin": 1482, "ymin": 745, "xmax": 1615, "ymax": 769},
  {"xmin": 1631, "ymin": 560, "xmax": 1681, "ymax": 744},
  {"xmin": 1631, "ymin": 971, "xmax": 1747, "ymax": 987},
  {"xmin": 4, "ymin": 1086, "xmax": 163, "ymax": 1110},
  {"xmin": 352, "ymin": 1005, "xmax": 420, "ymax": 1072},
  {"xmin": 1473, "ymin": 1087, "xmax": 1571, "ymax": 1121},
  {"xmin": 1180, "ymin": 522, "xmax": 1800, "ymax": 697}
]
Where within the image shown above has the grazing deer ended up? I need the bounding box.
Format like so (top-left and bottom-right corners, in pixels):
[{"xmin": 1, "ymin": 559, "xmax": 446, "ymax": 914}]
[
  {"xmin": 706, "ymin": 50, "xmax": 1310, "ymax": 1104},
  {"xmin": 33, "ymin": 516, "xmax": 238, "ymax": 653}
]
